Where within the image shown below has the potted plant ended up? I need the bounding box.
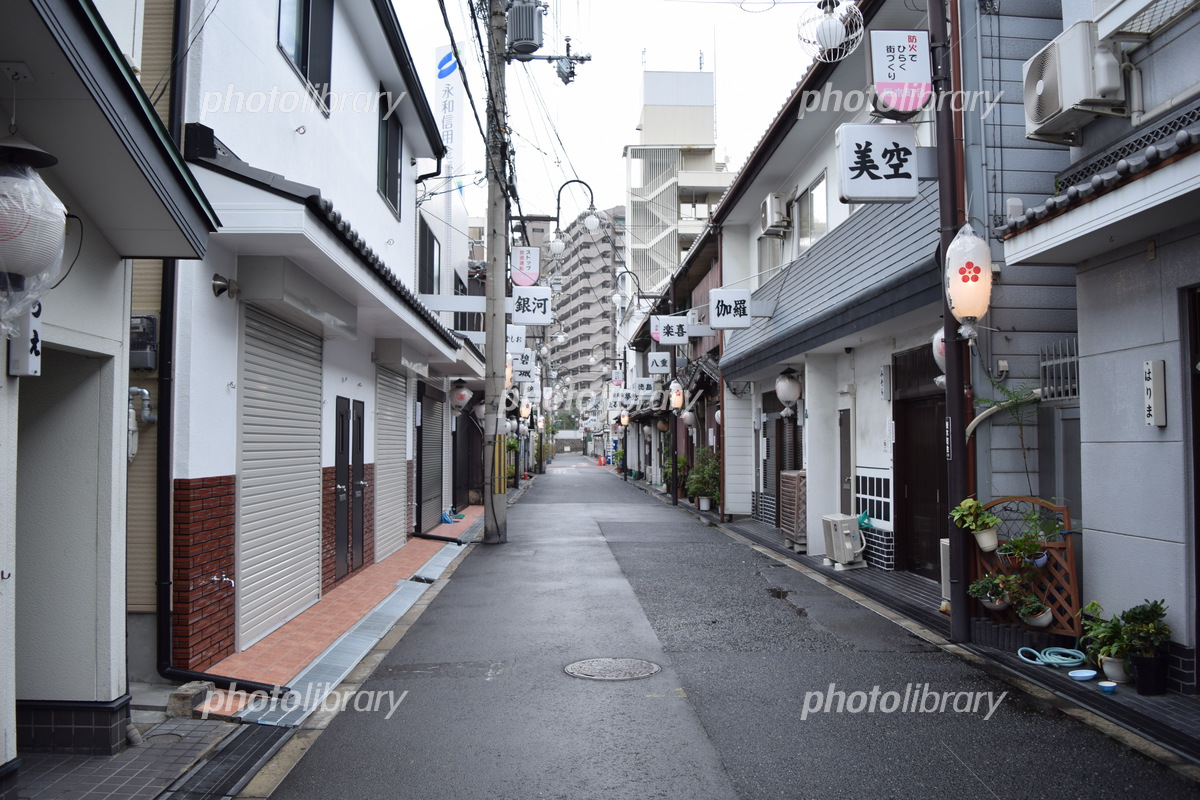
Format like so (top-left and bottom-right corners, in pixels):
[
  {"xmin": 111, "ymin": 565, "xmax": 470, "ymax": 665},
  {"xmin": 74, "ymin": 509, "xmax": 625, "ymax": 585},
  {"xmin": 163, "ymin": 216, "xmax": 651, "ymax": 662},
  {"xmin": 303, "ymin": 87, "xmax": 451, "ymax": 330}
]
[
  {"xmin": 968, "ymin": 573, "xmax": 1015, "ymax": 611},
  {"xmin": 613, "ymin": 448, "xmax": 625, "ymax": 472},
  {"xmin": 1078, "ymin": 601, "xmax": 1131, "ymax": 683},
  {"xmin": 686, "ymin": 447, "xmax": 721, "ymax": 511},
  {"xmin": 1122, "ymin": 599, "xmax": 1171, "ymax": 695},
  {"xmin": 1015, "ymin": 592, "xmax": 1054, "ymax": 628},
  {"xmin": 663, "ymin": 455, "xmax": 689, "ymax": 496},
  {"xmin": 949, "ymin": 498, "xmax": 1002, "ymax": 552},
  {"xmin": 1007, "ymin": 531, "xmax": 1048, "ymax": 568}
]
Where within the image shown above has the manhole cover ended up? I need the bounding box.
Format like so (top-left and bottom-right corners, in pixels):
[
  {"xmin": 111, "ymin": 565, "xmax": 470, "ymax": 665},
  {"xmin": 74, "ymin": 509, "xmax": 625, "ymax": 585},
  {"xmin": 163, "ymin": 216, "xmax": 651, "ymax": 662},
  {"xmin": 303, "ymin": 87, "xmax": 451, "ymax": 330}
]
[{"xmin": 564, "ymin": 658, "xmax": 662, "ymax": 681}]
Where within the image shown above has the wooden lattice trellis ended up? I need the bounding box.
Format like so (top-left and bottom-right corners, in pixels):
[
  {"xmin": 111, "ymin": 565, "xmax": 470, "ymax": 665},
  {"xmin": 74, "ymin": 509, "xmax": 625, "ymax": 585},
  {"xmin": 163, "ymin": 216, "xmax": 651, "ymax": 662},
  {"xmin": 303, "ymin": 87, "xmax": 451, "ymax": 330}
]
[
  {"xmin": 780, "ymin": 471, "xmax": 807, "ymax": 553},
  {"xmin": 971, "ymin": 496, "xmax": 1082, "ymax": 637}
]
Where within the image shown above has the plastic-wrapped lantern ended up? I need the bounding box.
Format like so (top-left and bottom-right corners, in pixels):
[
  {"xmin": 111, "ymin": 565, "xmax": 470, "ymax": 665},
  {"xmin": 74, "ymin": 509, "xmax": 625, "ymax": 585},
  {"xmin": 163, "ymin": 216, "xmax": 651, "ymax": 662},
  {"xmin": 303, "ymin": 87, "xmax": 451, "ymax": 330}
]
[
  {"xmin": 931, "ymin": 327, "xmax": 946, "ymax": 373},
  {"xmin": 449, "ymin": 380, "xmax": 473, "ymax": 412},
  {"xmin": 681, "ymin": 410, "xmax": 696, "ymax": 428},
  {"xmin": 669, "ymin": 379, "xmax": 684, "ymax": 410},
  {"xmin": 0, "ymin": 162, "xmax": 67, "ymax": 336},
  {"xmin": 945, "ymin": 223, "xmax": 993, "ymax": 338}
]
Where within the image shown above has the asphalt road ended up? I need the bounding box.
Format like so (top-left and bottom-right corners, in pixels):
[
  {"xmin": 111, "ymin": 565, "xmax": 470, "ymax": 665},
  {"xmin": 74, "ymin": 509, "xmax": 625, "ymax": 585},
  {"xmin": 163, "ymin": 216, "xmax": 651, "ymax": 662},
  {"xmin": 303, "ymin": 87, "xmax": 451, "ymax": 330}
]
[{"xmin": 270, "ymin": 454, "xmax": 1197, "ymax": 799}]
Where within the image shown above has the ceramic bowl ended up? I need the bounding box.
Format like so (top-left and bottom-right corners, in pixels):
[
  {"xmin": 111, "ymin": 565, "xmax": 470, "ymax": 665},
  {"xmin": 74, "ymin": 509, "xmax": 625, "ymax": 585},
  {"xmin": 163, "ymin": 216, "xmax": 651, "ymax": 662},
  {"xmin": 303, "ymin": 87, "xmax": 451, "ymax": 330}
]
[
  {"xmin": 1068, "ymin": 669, "xmax": 1097, "ymax": 681},
  {"xmin": 1098, "ymin": 680, "xmax": 1117, "ymax": 695}
]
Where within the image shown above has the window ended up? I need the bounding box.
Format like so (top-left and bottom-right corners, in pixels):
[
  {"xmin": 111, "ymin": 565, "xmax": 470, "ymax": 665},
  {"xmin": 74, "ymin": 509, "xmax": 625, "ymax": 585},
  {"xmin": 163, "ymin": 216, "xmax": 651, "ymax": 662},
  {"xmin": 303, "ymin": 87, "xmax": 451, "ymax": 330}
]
[
  {"xmin": 793, "ymin": 172, "xmax": 828, "ymax": 256},
  {"xmin": 418, "ymin": 217, "xmax": 440, "ymax": 295},
  {"xmin": 279, "ymin": 0, "xmax": 333, "ymax": 108},
  {"xmin": 378, "ymin": 83, "xmax": 403, "ymax": 214}
]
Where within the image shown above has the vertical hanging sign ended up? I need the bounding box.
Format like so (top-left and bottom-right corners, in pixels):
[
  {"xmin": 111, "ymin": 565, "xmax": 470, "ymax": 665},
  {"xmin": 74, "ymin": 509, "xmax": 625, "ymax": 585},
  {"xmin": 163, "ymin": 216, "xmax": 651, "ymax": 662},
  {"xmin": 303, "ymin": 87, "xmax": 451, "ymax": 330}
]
[
  {"xmin": 511, "ymin": 286, "xmax": 552, "ymax": 325},
  {"xmin": 1144, "ymin": 360, "xmax": 1166, "ymax": 427},
  {"xmin": 869, "ymin": 30, "xmax": 932, "ymax": 117},
  {"xmin": 7, "ymin": 301, "xmax": 43, "ymax": 377},
  {"xmin": 511, "ymin": 246, "xmax": 540, "ymax": 286}
]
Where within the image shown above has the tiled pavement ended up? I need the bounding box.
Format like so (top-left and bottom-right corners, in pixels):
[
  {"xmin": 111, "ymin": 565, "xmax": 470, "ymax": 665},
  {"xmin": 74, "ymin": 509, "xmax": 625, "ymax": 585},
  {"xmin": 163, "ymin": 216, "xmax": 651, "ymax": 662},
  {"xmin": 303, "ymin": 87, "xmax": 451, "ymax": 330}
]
[{"xmin": 16, "ymin": 506, "xmax": 486, "ymax": 799}]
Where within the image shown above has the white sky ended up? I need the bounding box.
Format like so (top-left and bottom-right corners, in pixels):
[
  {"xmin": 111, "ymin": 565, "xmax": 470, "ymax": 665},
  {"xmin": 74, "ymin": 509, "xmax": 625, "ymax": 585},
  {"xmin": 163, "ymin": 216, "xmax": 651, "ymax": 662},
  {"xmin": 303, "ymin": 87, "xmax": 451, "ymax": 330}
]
[{"xmin": 402, "ymin": 0, "xmax": 820, "ymax": 221}]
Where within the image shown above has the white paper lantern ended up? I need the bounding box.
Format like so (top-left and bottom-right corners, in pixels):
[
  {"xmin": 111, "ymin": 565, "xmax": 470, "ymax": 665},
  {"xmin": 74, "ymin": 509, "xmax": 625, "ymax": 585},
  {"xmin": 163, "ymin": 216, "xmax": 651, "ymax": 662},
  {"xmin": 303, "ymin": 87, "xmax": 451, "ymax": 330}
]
[
  {"xmin": 774, "ymin": 368, "xmax": 802, "ymax": 406},
  {"xmin": 0, "ymin": 163, "xmax": 67, "ymax": 334},
  {"xmin": 681, "ymin": 410, "xmax": 696, "ymax": 428},
  {"xmin": 931, "ymin": 328, "xmax": 946, "ymax": 374},
  {"xmin": 449, "ymin": 380, "xmax": 473, "ymax": 412},
  {"xmin": 945, "ymin": 223, "xmax": 993, "ymax": 336}
]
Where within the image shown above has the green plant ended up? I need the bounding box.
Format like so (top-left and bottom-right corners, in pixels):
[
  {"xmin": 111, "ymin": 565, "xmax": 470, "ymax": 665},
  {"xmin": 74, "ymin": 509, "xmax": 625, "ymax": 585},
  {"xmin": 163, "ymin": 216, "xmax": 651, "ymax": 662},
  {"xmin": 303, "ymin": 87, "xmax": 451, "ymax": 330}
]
[
  {"xmin": 613, "ymin": 448, "xmax": 625, "ymax": 467},
  {"xmin": 1121, "ymin": 599, "xmax": 1170, "ymax": 657},
  {"xmin": 968, "ymin": 573, "xmax": 1017, "ymax": 601},
  {"xmin": 1079, "ymin": 601, "xmax": 1129, "ymax": 665},
  {"xmin": 663, "ymin": 454, "xmax": 689, "ymax": 487},
  {"xmin": 1014, "ymin": 592, "xmax": 1048, "ymax": 619},
  {"xmin": 685, "ymin": 447, "xmax": 721, "ymax": 499},
  {"xmin": 1004, "ymin": 531, "xmax": 1046, "ymax": 561},
  {"xmin": 505, "ymin": 436, "xmax": 519, "ymax": 453},
  {"xmin": 975, "ymin": 378, "xmax": 1041, "ymax": 495},
  {"xmin": 949, "ymin": 498, "xmax": 1002, "ymax": 532}
]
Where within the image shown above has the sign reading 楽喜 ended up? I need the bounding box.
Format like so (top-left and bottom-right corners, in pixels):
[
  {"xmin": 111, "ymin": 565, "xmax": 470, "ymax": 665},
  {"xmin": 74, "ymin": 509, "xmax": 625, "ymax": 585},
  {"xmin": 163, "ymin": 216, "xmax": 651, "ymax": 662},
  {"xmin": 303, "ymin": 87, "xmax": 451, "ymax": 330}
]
[
  {"xmin": 709, "ymin": 289, "xmax": 752, "ymax": 330},
  {"xmin": 836, "ymin": 123, "xmax": 917, "ymax": 203},
  {"xmin": 869, "ymin": 31, "xmax": 931, "ymax": 116},
  {"xmin": 652, "ymin": 316, "xmax": 688, "ymax": 345}
]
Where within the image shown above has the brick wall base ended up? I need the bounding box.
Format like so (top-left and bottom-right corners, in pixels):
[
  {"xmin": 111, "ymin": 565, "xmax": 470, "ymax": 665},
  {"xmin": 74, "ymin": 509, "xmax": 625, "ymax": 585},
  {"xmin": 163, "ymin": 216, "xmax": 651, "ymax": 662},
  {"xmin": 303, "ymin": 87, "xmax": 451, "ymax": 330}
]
[
  {"xmin": 322, "ymin": 464, "xmax": 376, "ymax": 592},
  {"xmin": 173, "ymin": 475, "xmax": 236, "ymax": 670}
]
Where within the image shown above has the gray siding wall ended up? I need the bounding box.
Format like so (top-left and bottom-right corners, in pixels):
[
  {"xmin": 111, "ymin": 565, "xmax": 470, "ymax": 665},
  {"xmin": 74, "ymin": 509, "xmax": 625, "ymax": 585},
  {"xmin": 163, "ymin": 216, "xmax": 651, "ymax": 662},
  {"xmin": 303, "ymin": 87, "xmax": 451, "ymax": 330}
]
[{"xmin": 966, "ymin": 1, "xmax": 1079, "ymax": 500}]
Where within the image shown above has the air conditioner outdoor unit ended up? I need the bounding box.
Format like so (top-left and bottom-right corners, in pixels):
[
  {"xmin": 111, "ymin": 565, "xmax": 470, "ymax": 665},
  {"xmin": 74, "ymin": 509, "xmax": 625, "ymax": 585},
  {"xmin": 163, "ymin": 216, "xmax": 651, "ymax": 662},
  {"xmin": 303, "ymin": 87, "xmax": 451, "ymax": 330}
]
[
  {"xmin": 1023, "ymin": 20, "xmax": 1125, "ymax": 144},
  {"xmin": 821, "ymin": 513, "xmax": 867, "ymax": 571},
  {"xmin": 760, "ymin": 193, "xmax": 790, "ymax": 236},
  {"xmin": 686, "ymin": 308, "xmax": 703, "ymax": 326}
]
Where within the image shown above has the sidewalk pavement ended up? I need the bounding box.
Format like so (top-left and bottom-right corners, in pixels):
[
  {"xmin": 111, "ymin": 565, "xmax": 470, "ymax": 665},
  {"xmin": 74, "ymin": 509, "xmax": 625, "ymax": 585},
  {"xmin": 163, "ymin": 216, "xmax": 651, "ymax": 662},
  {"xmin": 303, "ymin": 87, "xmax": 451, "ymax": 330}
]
[{"xmin": 14, "ymin": 505, "xmax": 488, "ymax": 800}]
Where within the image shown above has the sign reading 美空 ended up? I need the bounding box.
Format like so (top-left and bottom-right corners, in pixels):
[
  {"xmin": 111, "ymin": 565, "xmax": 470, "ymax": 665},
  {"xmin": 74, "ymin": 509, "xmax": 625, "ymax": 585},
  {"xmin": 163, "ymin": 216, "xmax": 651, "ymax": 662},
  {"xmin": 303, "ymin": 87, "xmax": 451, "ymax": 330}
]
[
  {"xmin": 709, "ymin": 289, "xmax": 752, "ymax": 330},
  {"xmin": 511, "ymin": 246, "xmax": 539, "ymax": 287},
  {"xmin": 869, "ymin": 31, "xmax": 932, "ymax": 118},
  {"xmin": 511, "ymin": 286, "xmax": 552, "ymax": 325},
  {"xmin": 836, "ymin": 123, "xmax": 917, "ymax": 203},
  {"xmin": 652, "ymin": 316, "xmax": 688, "ymax": 345}
]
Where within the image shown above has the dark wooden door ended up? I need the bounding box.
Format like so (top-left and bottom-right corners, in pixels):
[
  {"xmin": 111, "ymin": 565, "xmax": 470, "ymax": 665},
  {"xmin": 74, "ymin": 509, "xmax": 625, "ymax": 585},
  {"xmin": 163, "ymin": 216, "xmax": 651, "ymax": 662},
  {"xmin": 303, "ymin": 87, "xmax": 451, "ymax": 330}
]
[
  {"xmin": 895, "ymin": 395, "xmax": 947, "ymax": 580},
  {"xmin": 334, "ymin": 396, "xmax": 351, "ymax": 579},
  {"xmin": 351, "ymin": 399, "xmax": 365, "ymax": 569}
]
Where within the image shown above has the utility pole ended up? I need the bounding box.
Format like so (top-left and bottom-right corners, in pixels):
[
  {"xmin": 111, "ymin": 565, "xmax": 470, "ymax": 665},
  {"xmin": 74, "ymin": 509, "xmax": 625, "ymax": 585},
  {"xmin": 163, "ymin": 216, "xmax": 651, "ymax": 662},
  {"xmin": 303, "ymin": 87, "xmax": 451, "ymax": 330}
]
[
  {"xmin": 480, "ymin": 0, "xmax": 591, "ymax": 545},
  {"xmin": 482, "ymin": 0, "xmax": 510, "ymax": 544}
]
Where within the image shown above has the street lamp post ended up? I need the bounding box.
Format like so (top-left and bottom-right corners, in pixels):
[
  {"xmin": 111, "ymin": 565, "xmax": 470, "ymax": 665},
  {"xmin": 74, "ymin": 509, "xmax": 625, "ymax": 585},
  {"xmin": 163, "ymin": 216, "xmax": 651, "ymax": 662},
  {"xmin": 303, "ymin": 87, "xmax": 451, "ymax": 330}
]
[{"xmin": 547, "ymin": 179, "xmax": 600, "ymax": 256}]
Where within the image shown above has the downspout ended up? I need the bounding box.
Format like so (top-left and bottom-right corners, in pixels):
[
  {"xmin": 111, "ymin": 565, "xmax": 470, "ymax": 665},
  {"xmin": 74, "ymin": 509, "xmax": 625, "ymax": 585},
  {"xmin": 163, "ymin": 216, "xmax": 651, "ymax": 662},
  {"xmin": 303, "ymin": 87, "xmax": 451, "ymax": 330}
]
[
  {"xmin": 155, "ymin": 0, "xmax": 283, "ymax": 695},
  {"xmin": 416, "ymin": 154, "xmax": 444, "ymax": 185}
]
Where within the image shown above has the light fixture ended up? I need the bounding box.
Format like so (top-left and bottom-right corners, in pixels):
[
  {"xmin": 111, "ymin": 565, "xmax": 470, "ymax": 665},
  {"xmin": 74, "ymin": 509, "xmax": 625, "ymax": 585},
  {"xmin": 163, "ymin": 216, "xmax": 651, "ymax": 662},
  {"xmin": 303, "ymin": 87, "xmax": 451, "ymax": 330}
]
[
  {"xmin": 520, "ymin": 400, "xmax": 532, "ymax": 418},
  {"xmin": 0, "ymin": 103, "xmax": 68, "ymax": 332},
  {"xmin": 621, "ymin": 410, "xmax": 630, "ymax": 426},
  {"xmin": 797, "ymin": 0, "xmax": 864, "ymax": 64},
  {"xmin": 583, "ymin": 207, "xmax": 600, "ymax": 232},
  {"xmin": 681, "ymin": 410, "xmax": 696, "ymax": 428},
  {"xmin": 550, "ymin": 276, "xmax": 563, "ymax": 292},
  {"xmin": 211, "ymin": 273, "xmax": 241, "ymax": 299},
  {"xmin": 944, "ymin": 223, "xmax": 993, "ymax": 339},
  {"xmin": 554, "ymin": 331, "xmax": 566, "ymax": 344},
  {"xmin": 449, "ymin": 379, "xmax": 473, "ymax": 412},
  {"xmin": 549, "ymin": 231, "xmax": 566, "ymax": 256},
  {"xmin": 714, "ymin": 407, "xmax": 722, "ymax": 426},
  {"xmin": 657, "ymin": 418, "xmax": 670, "ymax": 432},
  {"xmin": 474, "ymin": 403, "xmax": 487, "ymax": 420},
  {"xmin": 775, "ymin": 368, "xmax": 802, "ymax": 418},
  {"xmin": 505, "ymin": 353, "xmax": 513, "ymax": 389},
  {"xmin": 539, "ymin": 344, "xmax": 549, "ymax": 356},
  {"xmin": 670, "ymin": 380, "xmax": 684, "ymax": 410},
  {"xmin": 537, "ymin": 416, "xmax": 545, "ymax": 430}
]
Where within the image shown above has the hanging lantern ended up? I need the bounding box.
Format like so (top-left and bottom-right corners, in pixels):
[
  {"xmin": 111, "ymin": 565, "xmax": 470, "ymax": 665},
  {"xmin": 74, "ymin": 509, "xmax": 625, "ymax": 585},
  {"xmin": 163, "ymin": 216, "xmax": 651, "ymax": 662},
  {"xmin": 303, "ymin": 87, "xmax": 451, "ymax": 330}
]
[
  {"xmin": 505, "ymin": 419, "xmax": 515, "ymax": 434},
  {"xmin": 473, "ymin": 403, "xmax": 487, "ymax": 420},
  {"xmin": 537, "ymin": 416, "xmax": 545, "ymax": 430},
  {"xmin": 656, "ymin": 418, "xmax": 670, "ymax": 432},
  {"xmin": 931, "ymin": 327, "xmax": 946, "ymax": 373},
  {"xmin": 714, "ymin": 408, "xmax": 722, "ymax": 426},
  {"xmin": 519, "ymin": 399, "xmax": 532, "ymax": 418},
  {"xmin": 449, "ymin": 380, "xmax": 473, "ymax": 412},
  {"xmin": 669, "ymin": 379, "xmax": 684, "ymax": 410},
  {"xmin": 505, "ymin": 353, "xmax": 513, "ymax": 389},
  {"xmin": 681, "ymin": 410, "xmax": 697, "ymax": 428},
  {"xmin": 0, "ymin": 161, "xmax": 68, "ymax": 336},
  {"xmin": 620, "ymin": 410, "xmax": 630, "ymax": 426},
  {"xmin": 775, "ymin": 368, "xmax": 802, "ymax": 405},
  {"xmin": 944, "ymin": 223, "xmax": 993, "ymax": 339},
  {"xmin": 518, "ymin": 422, "xmax": 529, "ymax": 437}
]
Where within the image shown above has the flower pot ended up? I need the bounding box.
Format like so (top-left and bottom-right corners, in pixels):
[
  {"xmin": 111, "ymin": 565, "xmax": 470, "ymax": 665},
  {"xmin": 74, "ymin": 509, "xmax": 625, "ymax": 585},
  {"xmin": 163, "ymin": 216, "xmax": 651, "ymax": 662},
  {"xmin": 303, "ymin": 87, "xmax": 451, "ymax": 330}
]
[
  {"xmin": 979, "ymin": 594, "xmax": 1009, "ymax": 611},
  {"xmin": 999, "ymin": 552, "xmax": 1022, "ymax": 569},
  {"xmin": 972, "ymin": 527, "xmax": 998, "ymax": 553},
  {"xmin": 1100, "ymin": 655, "xmax": 1132, "ymax": 684},
  {"xmin": 698, "ymin": 496, "xmax": 712, "ymax": 511},
  {"xmin": 1025, "ymin": 551, "xmax": 1049, "ymax": 568},
  {"xmin": 1020, "ymin": 607, "xmax": 1054, "ymax": 628},
  {"xmin": 1130, "ymin": 653, "xmax": 1169, "ymax": 696}
]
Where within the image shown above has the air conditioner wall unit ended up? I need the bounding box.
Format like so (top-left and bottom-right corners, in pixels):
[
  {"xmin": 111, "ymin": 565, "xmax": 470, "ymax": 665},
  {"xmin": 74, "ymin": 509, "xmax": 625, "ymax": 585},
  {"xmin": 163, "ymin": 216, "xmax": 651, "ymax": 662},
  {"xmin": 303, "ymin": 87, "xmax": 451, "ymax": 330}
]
[
  {"xmin": 760, "ymin": 193, "xmax": 790, "ymax": 236},
  {"xmin": 1023, "ymin": 20, "xmax": 1126, "ymax": 144},
  {"xmin": 821, "ymin": 513, "xmax": 868, "ymax": 571}
]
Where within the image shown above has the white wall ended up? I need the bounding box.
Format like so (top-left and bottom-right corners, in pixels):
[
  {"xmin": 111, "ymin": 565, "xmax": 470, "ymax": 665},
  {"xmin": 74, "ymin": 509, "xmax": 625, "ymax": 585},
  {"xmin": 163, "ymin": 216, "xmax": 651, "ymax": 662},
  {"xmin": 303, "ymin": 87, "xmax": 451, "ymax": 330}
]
[
  {"xmin": 323, "ymin": 338, "xmax": 378, "ymax": 465},
  {"xmin": 805, "ymin": 354, "xmax": 839, "ymax": 556},
  {"xmin": 174, "ymin": 245, "xmax": 241, "ymax": 480}
]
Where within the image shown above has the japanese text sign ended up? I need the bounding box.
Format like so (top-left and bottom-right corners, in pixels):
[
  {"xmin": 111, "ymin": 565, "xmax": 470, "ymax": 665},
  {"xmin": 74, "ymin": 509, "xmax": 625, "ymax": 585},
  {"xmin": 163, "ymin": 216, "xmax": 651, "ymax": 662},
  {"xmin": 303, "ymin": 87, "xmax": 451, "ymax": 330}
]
[
  {"xmin": 511, "ymin": 246, "xmax": 540, "ymax": 287},
  {"xmin": 836, "ymin": 123, "xmax": 918, "ymax": 203},
  {"xmin": 513, "ymin": 349, "xmax": 535, "ymax": 383},
  {"xmin": 869, "ymin": 31, "xmax": 932, "ymax": 115},
  {"xmin": 505, "ymin": 325, "xmax": 526, "ymax": 353},
  {"xmin": 511, "ymin": 286, "xmax": 552, "ymax": 325},
  {"xmin": 709, "ymin": 289, "xmax": 752, "ymax": 330},
  {"xmin": 652, "ymin": 315, "xmax": 688, "ymax": 345},
  {"xmin": 648, "ymin": 352, "xmax": 671, "ymax": 374}
]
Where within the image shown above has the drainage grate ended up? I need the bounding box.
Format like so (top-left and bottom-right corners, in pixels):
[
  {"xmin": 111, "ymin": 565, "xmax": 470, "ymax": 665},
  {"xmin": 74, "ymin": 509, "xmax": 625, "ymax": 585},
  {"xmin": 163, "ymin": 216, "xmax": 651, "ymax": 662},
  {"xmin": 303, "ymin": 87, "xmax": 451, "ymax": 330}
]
[
  {"xmin": 564, "ymin": 658, "xmax": 662, "ymax": 681},
  {"xmin": 161, "ymin": 724, "xmax": 291, "ymax": 799}
]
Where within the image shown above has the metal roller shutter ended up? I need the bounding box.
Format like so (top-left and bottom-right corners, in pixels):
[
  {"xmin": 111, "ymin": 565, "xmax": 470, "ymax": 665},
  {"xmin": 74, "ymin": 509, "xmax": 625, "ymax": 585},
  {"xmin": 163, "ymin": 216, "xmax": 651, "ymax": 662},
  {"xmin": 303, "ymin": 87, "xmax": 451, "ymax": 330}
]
[
  {"xmin": 237, "ymin": 307, "xmax": 323, "ymax": 648},
  {"xmin": 375, "ymin": 366, "xmax": 408, "ymax": 559},
  {"xmin": 418, "ymin": 390, "xmax": 444, "ymax": 533}
]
